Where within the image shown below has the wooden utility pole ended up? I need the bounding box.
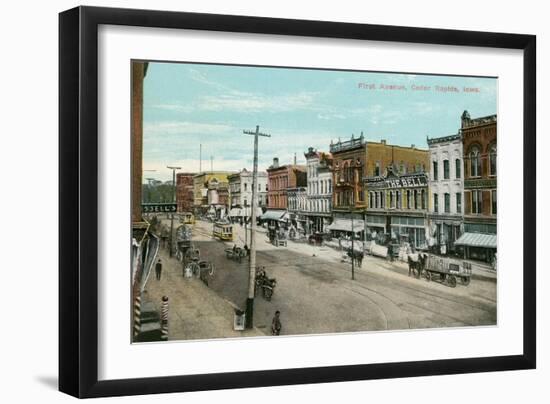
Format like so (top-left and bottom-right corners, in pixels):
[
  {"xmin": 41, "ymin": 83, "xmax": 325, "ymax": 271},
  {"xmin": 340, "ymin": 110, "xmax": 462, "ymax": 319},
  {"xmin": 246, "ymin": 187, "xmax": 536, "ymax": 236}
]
[
  {"xmin": 243, "ymin": 125, "xmax": 271, "ymax": 328},
  {"xmin": 167, "ymin": 165, "xmax": 181, "ymax": 257}
]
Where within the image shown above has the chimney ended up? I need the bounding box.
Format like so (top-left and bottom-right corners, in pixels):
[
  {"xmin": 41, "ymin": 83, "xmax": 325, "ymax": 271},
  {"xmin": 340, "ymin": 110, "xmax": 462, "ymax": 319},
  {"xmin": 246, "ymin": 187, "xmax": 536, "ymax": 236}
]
[
  {"xmin": 273, "ymin": 157, "xmax": 279, "ymax": 168},
  {"xmin": 294, "ymin": 153, "xmax": 297, "ymax": 165},
  {"xmin": 381, "ymin": 139, "xmax": 386, "ymax": 145}
]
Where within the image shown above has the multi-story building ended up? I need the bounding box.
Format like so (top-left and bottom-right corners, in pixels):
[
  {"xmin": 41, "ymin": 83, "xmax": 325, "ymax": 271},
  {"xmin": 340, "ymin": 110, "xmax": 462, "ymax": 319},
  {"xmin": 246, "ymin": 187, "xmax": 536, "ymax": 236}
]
[
  {"xmin": 176, "ymin": 173, "xmax": 195, "ymax": 213},
  {"xmin": 427, "ymin": 133, "xmax": 464, "ymax": 253},
  {"xmin": 327, "ymin": 134, "xmax": 366, "ymax": 237},
  {"xmin": 192, "ymin": 171, "xmax": 234, "ymax": 216},
  {"xmin": 455, "ymin": 111, "xmax": 497, "ymax": 263},
  {"xmin": 303, "ymin": 147, "xmax": 332, "ymax": 234},
  {"xmin": 227, "ymin": 168, "xmax": 268, "ymax": 222},
  {"xmin": 363, "ymin": 139, "xmax": 430, "ymax": 244},
  {"xmin": 287, "ymin": 187, "xmax": 307, "ymax": 235},
  {"xmin": 263, "ymin": 158, "xmax": 307, "ymax": 224},
  {"xmin": 365, "ymin": 169, "xmax": 429, "ymax": 248}
]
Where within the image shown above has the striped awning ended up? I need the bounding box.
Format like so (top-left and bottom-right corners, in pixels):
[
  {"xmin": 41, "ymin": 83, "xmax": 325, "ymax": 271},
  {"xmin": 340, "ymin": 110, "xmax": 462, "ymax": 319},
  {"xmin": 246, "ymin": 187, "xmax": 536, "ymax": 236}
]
[
  {"xmin": 260, "ymin": 210, "xmax": 287, "ymax": 221},
  {"xmin": 326, "ymin": 219, "xmax": 365, "ymax": 233},
  {"xmin": 454, "ymin": 232, "xmax": 497, "ymax": 248}
]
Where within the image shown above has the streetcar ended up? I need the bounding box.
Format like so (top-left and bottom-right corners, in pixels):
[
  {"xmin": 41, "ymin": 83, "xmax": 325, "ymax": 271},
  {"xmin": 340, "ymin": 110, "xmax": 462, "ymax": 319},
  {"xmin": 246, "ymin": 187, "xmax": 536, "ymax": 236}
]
[
  {"xmin": 180, "ymin": 212, "xmax": 195, "ymax": 225},
  {"xmin": 213, "ymin": 222, "xmax": 234, "ymax": 241}
]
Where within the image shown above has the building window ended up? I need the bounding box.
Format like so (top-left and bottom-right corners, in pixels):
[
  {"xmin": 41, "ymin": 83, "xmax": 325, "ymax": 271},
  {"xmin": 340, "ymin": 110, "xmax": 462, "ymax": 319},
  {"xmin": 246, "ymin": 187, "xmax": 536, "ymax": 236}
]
[
  {"xmin": 444, "ymin": 193, "xmax": 450, "ymax": 213},
  {"xmin": 390, "ymin": 191, "xmax": 394, "ymax": 208},
  {"xmin": 414, "ymin": 190, "xmax": 418, "ymax": 209},
  {"xmin": 472, "ymin": 190, "xmax": 483, "ymax": 214},
  {"xmin": 433, "ymin": 193, "xmax": 438, "ymax": 213},
  {"xmin": 421, "ymin": 189, "xmax": 426, "ymax": 210},
  {"xmin": 369, "ymin": 192, "xmax": 373, "ymax": 208},
  {"xmin": 375, "ymin": 161, "xmax": 381, "ymax": 176},
  {"xmin": 456, "ymin": 192, "xmax": 462, "ymax": 213},
  {"xmin": 470, "ymin": 146, "xmax": 481, "ymax": 177},
  {"xmin": 443, "ymin": 160, "xmax": 450, "ymax": 179},
  {"xmin": 492, "ymin": 190, "xmax": 497, "ymax": 214},
  {"xmin": 433, "ymin": 161, "xmax": 438, "ymax": 181},
  {"xmin": 489, "ymin": 144, "xmax": 497, "ymax": 176},
  {"xmin": 455, "ymin": 159, "xmax": 461, "ymax": 179},
  {"xmin": 396, "ymin": 190, "xmax": 401, "ymax": 209},
  {"xmin": 407, "ymin": 190, "xmax": 411, "ymax": 209},
  {"xmin": 375, "ymin": 192, "xmax": 379, "ymax": 208}
]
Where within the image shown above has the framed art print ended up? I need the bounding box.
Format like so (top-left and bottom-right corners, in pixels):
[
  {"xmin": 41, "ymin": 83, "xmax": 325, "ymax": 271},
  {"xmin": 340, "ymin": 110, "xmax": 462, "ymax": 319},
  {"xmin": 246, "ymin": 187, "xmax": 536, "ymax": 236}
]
[{"xmin": 59, "ymin": 6, "xmax": 536, "ymax": 398}]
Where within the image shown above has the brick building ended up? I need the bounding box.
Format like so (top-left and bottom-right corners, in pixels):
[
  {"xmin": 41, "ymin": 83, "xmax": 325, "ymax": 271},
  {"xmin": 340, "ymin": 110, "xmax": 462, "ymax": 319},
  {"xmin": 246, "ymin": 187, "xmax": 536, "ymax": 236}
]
[
  {"xmin": 176, "ymin": 173, "xmax": 195, "ymax": 213},
  {"xmin": 328, "ymin": 134, "xmax": 366, "ymax": 236},
  {"xmin": 455, "ymin": 111, "xmax": 497, "ymax": 263},
  {"xmin": 365, "ymin": 170, "xmax": 429, "ymax": 248},
  {"xmin": 263, "ymin": 158, "xmax": 306, "ymax": 224}
]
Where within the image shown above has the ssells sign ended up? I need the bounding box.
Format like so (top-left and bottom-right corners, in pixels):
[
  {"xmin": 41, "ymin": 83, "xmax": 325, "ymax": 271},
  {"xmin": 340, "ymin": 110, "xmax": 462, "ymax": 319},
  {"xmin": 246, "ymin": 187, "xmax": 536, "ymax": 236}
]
[{"xmin": 142, "ymin": 203, "xmax": 177, "ymax": 213}]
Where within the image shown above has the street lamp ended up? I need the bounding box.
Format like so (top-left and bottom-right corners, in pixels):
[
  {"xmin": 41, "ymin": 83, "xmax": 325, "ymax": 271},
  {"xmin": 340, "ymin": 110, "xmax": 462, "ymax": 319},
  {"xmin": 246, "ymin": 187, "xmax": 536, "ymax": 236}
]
[{"xmin": 167, "ymin": 165, "xmax": 181, "ymax": 257}]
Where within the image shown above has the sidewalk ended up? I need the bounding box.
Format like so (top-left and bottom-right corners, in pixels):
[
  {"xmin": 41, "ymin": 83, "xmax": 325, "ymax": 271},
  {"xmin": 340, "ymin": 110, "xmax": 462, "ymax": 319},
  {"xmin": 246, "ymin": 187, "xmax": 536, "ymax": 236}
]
[{"xmin": 142, "ymin": 247, "xmax": 264, "ymax": 341}]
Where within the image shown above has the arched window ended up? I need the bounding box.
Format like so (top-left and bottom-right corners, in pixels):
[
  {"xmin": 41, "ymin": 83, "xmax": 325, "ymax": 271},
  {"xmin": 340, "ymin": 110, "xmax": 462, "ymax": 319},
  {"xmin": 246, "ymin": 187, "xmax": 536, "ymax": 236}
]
[
  {"xmin": 489, "ymin": 143, "xmax": 497, "ymax": 176},
  {"xmin": 470, "ymin": 146, "xmax": 481, "ymax": 177}
]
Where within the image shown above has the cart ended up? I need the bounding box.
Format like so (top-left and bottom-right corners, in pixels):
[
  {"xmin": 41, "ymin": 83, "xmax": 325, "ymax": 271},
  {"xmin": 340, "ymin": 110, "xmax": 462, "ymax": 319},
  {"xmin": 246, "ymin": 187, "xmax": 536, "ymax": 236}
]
[{"xmin": 423, "ymin": 254, "xmax": 472, "ymax": 287}]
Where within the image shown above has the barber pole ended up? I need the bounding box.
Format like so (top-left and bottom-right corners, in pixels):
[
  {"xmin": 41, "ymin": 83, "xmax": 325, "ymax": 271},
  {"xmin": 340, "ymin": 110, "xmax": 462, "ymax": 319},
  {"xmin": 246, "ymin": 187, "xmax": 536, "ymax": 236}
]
[
  {"xmin": 133, "ymin": 294, "xmax": 141, "ymax": 338},
  {"xmin": 161, "ymin": 296, "xmax": 169, "ymax": 341}
]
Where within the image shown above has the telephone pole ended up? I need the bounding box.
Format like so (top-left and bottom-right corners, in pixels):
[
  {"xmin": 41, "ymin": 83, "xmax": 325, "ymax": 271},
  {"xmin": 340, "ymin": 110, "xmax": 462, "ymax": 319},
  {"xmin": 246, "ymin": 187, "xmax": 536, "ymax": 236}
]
[
  {"xmin": 167, "ymin": 165, "xmax": 181, "ymax": 257},
  {"xmin": 243, "ymin": 125, "xmax": 271, "ymax": 328}
]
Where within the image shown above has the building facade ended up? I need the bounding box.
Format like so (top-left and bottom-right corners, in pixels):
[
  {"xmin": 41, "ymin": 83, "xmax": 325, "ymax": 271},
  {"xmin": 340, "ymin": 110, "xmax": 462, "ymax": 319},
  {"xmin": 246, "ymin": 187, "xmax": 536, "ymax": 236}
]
[
  {"xmin": 176, "ymin": 173, "xmax": 195, "ymax": 213},
  {"xmin": 365, "ymin": 170, "xmax": 429, "ymax": 248},
  {"xmin": 328, "ymin": 134, "xmax": 366, "ymax": 236},
  {"xmin": 456, "ymin": 111, "xmax": 497, "ymax": 263},
  {"xmin": 227, "ymin": 169, "xmax": 268, "ymax": 222},
  {"xmin": 303, "ymin": 148, "xmax": 333, "ymax": 234},
  {"xmin": 427, "ymin": 134, "xmax": 464, "ymax": 253},
  {"xmin": 192, "ymin": 171, "xmax": 234, "ymax": 215},
  {"xmin": 266, "ymin": 158, "xmax": 307, "ymax": 210},
  {"xmin": 287, "ymin": 187, "xmax": 307, "ymax": 235}
]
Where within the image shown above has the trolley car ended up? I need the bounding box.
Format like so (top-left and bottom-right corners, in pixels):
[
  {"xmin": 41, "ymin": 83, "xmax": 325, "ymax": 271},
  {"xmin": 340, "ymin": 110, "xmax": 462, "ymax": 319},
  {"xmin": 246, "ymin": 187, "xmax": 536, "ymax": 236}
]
[
  {"xmin": 213, "ymin": 222, "xmax": 234, "ymax": 241},
  {"xmin": 180, "ymin": 212, "xmax": 195, "ymax": 225}
]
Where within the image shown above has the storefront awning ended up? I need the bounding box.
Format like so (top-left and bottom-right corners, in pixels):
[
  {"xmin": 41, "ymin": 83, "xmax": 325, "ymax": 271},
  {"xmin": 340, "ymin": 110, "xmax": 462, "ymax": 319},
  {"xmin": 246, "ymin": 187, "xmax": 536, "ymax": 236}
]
[
  {"xmin": 454, "ymin": 232, "xmax": 497, "ymax": 248},
  {"xmin": 260, "ymin": 210, "xmax": 288, "ymax": 221},
  {"xmin": 326, "ymin": 219, "xmax": 365, "ymax": 233},
  {"xmin": 229, "ymin": 208, "xmax": 242, "ymax": 217}
]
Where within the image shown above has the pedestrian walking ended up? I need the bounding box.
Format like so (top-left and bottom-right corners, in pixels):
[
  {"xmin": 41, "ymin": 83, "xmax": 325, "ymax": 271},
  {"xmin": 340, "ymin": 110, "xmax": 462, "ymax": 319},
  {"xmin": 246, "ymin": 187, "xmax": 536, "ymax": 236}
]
[
  {"xmin": 155, "ymin": 258, "xmax": 162, "ymax": 280},
  {"xmin": 387, "ymin": 243, "xmax": 394, "ymax": 262},
  {"xmin": 271, "ymin": 310, "xmax": 282, "ymax": 336}
]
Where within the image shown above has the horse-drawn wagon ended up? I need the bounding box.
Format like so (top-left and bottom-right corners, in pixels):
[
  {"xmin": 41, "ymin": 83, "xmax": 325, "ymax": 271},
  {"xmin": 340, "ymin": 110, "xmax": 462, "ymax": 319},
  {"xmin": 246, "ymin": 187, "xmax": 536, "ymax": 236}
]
[{"xmin": 417, "ymin": 253, "xmax": 472, "ymax": 287}]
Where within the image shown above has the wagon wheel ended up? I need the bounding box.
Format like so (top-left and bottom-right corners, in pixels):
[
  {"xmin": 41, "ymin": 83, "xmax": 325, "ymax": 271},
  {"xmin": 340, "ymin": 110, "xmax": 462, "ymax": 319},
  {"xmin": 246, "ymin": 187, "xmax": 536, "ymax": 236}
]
[
  {"xmin": 186, "ymin": 262, "xmax": 200, "ymax": 278},
  {"xmin": 447, "ymin": 275, "xmax": 457, "ymax": 288},
  {"xmin": 461, "ymin": 276, "xmax": 470, "ymax": 286},
  {"xmin": 425, "ymin": 271, "xmax": 432, "ymax": 282}
]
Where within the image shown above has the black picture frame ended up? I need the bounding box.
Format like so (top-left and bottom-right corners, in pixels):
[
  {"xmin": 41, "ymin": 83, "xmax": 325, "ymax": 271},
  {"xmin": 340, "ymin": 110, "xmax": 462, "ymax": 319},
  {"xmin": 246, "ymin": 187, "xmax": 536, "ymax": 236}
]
[{"xmin": 59, "ymin": 6, "xmax": 536, "ymax": 398}]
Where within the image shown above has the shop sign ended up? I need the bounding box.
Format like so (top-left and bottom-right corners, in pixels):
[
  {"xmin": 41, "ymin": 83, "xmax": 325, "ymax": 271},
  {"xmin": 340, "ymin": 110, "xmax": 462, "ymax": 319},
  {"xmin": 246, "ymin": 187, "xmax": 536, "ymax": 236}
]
[{"xmin": 142, "ymin": 203, "xmax": 177, "ymax": 213}]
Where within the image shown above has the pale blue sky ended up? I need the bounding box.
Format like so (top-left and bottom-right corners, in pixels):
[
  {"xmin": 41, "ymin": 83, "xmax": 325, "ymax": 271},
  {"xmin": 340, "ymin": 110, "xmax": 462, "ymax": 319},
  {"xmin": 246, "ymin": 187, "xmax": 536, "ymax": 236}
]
[{"xmin": 142, "ymin": 61, "xmax": 496, "ymax": 181}]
